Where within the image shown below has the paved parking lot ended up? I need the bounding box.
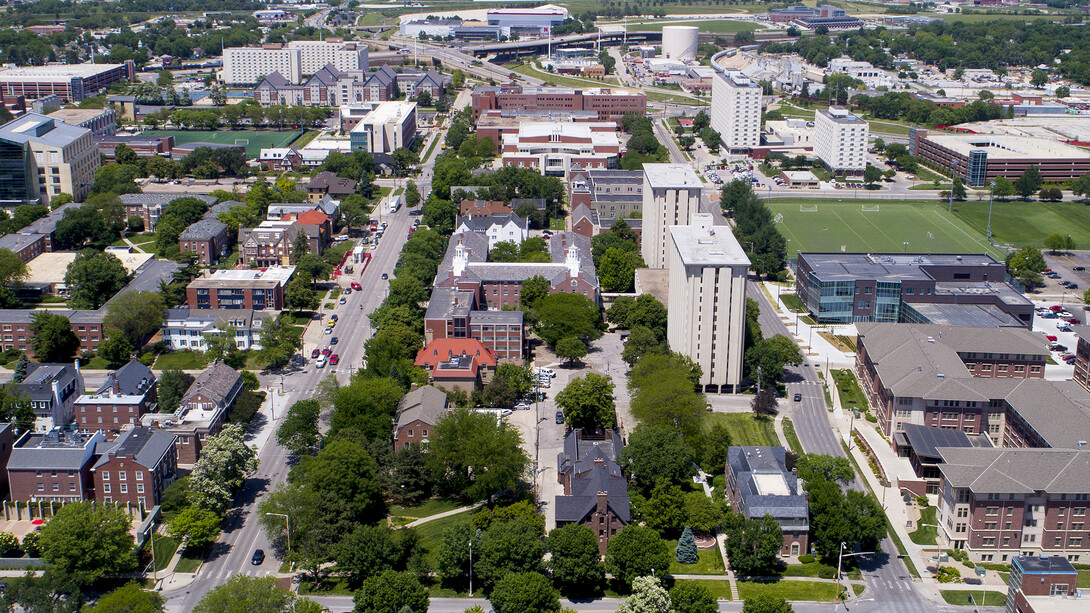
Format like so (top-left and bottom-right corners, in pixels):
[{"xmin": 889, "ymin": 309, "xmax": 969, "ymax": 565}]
[
  {"xmin": 1030, "ymin": 300, "xmax": 1080, "ymax": 380},
  {"xmin": 1043, "ymin": 252, "xmax": 1090, "ymax": 301}
]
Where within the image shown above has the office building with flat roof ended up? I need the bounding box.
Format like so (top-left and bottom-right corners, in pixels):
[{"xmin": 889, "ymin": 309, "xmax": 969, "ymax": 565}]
[
  {"xmin": 711, "ymin": 71, "xmax": 761, "ymax": 152},
  {"xmin": 1006, "ymin": 555, "xmax": 1084, "ymax": 611},
  {"xmin": 0, "ymin": 62, "xmax": 134, "ymax": 102},
  {"xmin": 814, "ymin": 106, "xmax": 868, "ymax": 175},
  {"xmin": 796, "ymin": 252, "xmax": 1032, "ymax": 326},
  {"xmin": 186, "ymin": 267, "xmax": 294, "ymax": 311},
  {"xmin": 47, "ymin": 108, "xmax": 117, "ymax": 137},
  {"xmin": 911, "ymin": 128, "xmax": 1090, "ymax": 186},
  {"xmin": 349, "ymin": 101, "xmax": 417, "ymax": 154},
  {"xmin": 668, "ymin": 214, "xmax": 750, "ymax": 392},
  {"xmin": 0, "ymin": 112, "xmax": 99, "ymax": 206},
  {"xmin": 641, "ymin": 164, "xmax": 702, "ymax": 270},
  {"xmin": 471, "ymin": 85, "xmax": 646, "ymax": 125},
  {"xmin": 500, "ymin": 122, "xmax": 620, "ymax": 179}
]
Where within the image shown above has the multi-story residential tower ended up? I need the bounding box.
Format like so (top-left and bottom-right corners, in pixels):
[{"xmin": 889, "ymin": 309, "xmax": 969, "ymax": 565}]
[
  {"xmin": 814, "ymin": 107, "xmax": 869, "ymax": 176},
  {"xmin": 222, "ymin": 40, "xmax": 368, "ymax": 86},
  {"xmin": 641, "ymin": 164, "xmax": 702, "ymax": 270},
  {"xmin": 667, "ymin": 213, "xmax": 750, "ymax": 392},
  {"xmin": 0, "ymin": 113, "xmax": 99, "ymax": 206},
  {"xmin": 711, "ymin": 71, "xmax": 761, "ymax": 152}
]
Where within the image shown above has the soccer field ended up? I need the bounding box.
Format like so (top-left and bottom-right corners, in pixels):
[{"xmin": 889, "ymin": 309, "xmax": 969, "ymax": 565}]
[
  {"xmin": 769, "ymin": 199, "xmax": 1005, "ymax": 259},
  {"xmin": 142, "ymin": 130, "xmax": 303, "ymax": 159},
  {"xmin": 950, "ymin": 200, "xmax": 1090, "ymax": 250}
]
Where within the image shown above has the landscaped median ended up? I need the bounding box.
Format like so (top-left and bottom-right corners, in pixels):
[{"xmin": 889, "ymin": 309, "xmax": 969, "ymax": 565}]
[
  {"xmin": 940, "ymin": 590, "xmax": 1007, "ymax": 607},
  {"xmin": 738, "ymin": 579, "xmax": 841, "ymax": 602}
]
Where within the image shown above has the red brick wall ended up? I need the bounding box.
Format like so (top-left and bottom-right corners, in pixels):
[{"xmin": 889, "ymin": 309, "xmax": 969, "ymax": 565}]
[
  {"xmin": 94, "ymin": 448, "xmax": 177, "ymax": 508},
  {"xmin": 8, "ymin": 466, "xmax": 91, "ymax": 501},
  {"xmin": 394, "ymin": 418, "xmax": 435, "ymax": 449}
]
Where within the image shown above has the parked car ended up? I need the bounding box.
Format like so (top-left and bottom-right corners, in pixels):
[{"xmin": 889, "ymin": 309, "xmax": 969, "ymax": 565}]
[
  {"xmin": 514, "ymin": 402, "xmax": 531, "ymax": 411},
  {"xmin": 339, "ymin": 296, "xmax": 347, "ymax": 304},
  {"xmin": 321, "ymin": 347, "xmax": 331, "ymax": 356},
  {"xmin": 329, "ymin": 354, "xmax": 340, "ymax": 365},
  {"xmin": 1046, "ymin": 335, "xmax": 1059, "ymax": 342},
  {"xmin": 1052, "ymin": 344, "xmax": 1069, "ymax": 352},
  {"xmin": 311, "ymin": 348, "xmax": 321, "ymax": 358},
  {"xmin": 251, "ymin": 549, "xmax": 265, "ymax": 565},
  {"xmin": 351, "ymin": 282, "xmax": 362, "ymax": 290},
  {"xmin": 1068, "ymin": 318, "xmax": 1081, "ymax": 324},
  {"xmin": 1067, "ymin": 357, "xmax": 1078, "ymax": 365},
  {"xmin": 316, "ymin": 356, "xmax": 327, "ymax": 368},
  {"xmin": 1070, "ymin": 283, "xmax": 1079, "ymax": 290},
  {"xmin": 1051, "ymin": 305, "xmax": 1064, "ymax": 311},
  {"xmin": 534, "ymin": 367, "xmax": 555, "ymax": 377},
  {"xmin": 555, "ymin": 411, "xmax": 564, "ymax": 424},
  {"xmin": 330, "ymin": 336, "xmax": 339, "ymax": 345},
  {"xmin": 381, "ymin": 273, "xmax": 389, "ymax": 280},
  {"xmin": 1075, "ymin": 266, "xmax": 1086, "ymax": 272},
  {"xmin": 1062, "ymin": 353, "xmax": 1076, "ymax": 361},
  {"xmin": 330, "ymin": 314, "xmax": 339, "ymax": 322}
]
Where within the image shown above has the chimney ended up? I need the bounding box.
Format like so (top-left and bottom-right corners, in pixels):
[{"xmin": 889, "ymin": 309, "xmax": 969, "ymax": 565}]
[
  {"xmin": 596, "ymin": 491, "xmax": 608, "ymax": 514},
  {"xmin": 410, "ymin": 382, "xmax": 418, "ymax": 391},
  {"xmin": 74, "ymin": 359, "xmax": 80, "ymax": 373}
]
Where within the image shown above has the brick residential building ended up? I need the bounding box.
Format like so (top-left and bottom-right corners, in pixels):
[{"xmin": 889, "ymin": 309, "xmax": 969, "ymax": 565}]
[
  {"xmin": 392, "ymin": 385, "xmax": 449, "ymax": 449},
  {"xmin": 179, "ymin": 219, "xmax": 232, "ymax": 266},
  {"xmin": 727, "ymin": 446, "xmax": 809, "ymax": 557},
  {"xmin": 471, "ymin": 85, "xmax": 646, "ymax": 125},
  {"xmin": 555, "ymin": 429, "xmax": 630, "ymax": 554},
  {"xmin": 6, "ymin": 429, "xmax": 105, "ymax": 502},
  {"xmin": 141, "ymin": 362, "xmax": 241, "ymax": 465},
  {"xmin": 91, "ymin": 426, "xmax": 178, "ymax": 509},
  {"xmin": 414, "ymin": 338, "xmax": 497, "ymax": 393},
  {"xmin": 424, "ymin": 287, "xmax": 524, "ymax": 363},
  {"xmin": 0, "ymin": 309, "xmax": 104, "ymax": 354},
  {"xmin": 0, "ymin": 423, "xmax": 14, "ymax": 499},
  {"xmin": 75, "ymin": 360, "xmax": 157, "ymax": 438},
  {"xmin": 18, "ymin": 362, "xmax": 84, "ymax": 433},
  {"xmin": 186, "ymin": 267, "xmax": 294, "ymax": 311},
  {"xmin": 282, "ymin": 209, "xmax": 332, "ymax": 255},
  {"xmin": 937, "ymin": 448, "xmax": 1090, "ymax": 563},
  {"xmin": 1006, "ymin": 555, "xmax": 1083, "ymax": 612},
  {"xmin": 305, "ymin": 171, "xmax": 357, "ymax": 202},
  {"xmin": 459, "ymin": 200, "xmax": 511, "ymax": 217},
  {"xmin": 119, "ymin": 193, "xmax": 219, "ymax": 232}
]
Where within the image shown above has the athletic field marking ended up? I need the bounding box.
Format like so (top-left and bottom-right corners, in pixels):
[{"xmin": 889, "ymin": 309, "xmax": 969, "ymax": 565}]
[
  {"xmin": 851, "ymin": 209, "xmax": 899, "ymax": 249},
  {"xmin": 830, "ymin": 209, "xmax": 878, "ymax": 252}
]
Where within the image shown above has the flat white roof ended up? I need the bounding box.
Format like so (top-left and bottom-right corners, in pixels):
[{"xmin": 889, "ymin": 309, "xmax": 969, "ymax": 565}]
[
  {"xmin": 351, "ymin": 101, "xmax": 416, "ymax": 132},
  {"xmin": 27, "ymin": 251, "xmax": 152, "ymax": 283},
  {"xmin": 644, "ymin": 163, "xmax": 701, "ymax": 188},
  {"xmin": 0, "ymin": 63, "xmax": 125, "ymax": 80},
  {"xmin": 670, "ymin": 214, "xmax": 750, "ymax": 267},
  {"xmin": 752, "ymin": 473, "xmax": 791, "ymax": 496},
  {"xmin": 926, "ymin": 133, "xmax": 1090, "ymax": 160},
  {"xmin": 205, "ymin": 266, "xmax": 296, "ymax": 283}
]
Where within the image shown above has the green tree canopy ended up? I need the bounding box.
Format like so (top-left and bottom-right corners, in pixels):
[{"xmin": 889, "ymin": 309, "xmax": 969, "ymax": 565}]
[
  {"xmin": 104, "ymin": 290, "xmax": 166, "ymax": 348},
  {"xmin": 85, "ymin": 582, "xmax": 165, "ymax": 613},
  {"xmin": 64, "ymin": 250, "xmax": 129, "ymax": 310},
  {"xmin": 488, "ymin": 572, "xmax": 560, "ymax": 613},
  {"xmin": 30, "ymin": 311, "xmax": 80, "ymax": 363},
  {"xmin": 605, "ymin": 525, "xmax": 671, "ymax": 588},
  {"xmin": 352, "ymin": 570, "xmax": 429, "ymax": 613},
  {"xmin": 619, "ymin": 424, "xmax": 694, "ymax": 493},
  {"xmin": 430, "ymin": 407, "xmax": 528, "ymax": 501},
  {"xmin": 556, "ymin": 372, "xmax": 615, "ymax": 432},
  {"xmin": 39, "ymin": 502, "xmax": 137, "ymax": 585},
  {"xmin": 545, "ymin": 524, "xmax": 604, "ymax": 597},
  {"xmin": 533, "ymin": 293, "xmax": 604, "ymax": 349}
]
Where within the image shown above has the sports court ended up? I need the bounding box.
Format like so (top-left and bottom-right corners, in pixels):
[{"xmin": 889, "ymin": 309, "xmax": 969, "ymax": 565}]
[
  {"xmin": 768, "ymin": 199, "xmax": 1005, "ymax": 259},
  {"xmin": 141, "ymin": 130, "xmax": 302, "ymax": 158}
]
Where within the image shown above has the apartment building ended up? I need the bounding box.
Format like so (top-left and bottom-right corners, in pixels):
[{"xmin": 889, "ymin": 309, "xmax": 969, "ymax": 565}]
[
  {"xmin": 349, "ymin": 101, "xmax": 417, "ymax": 154},
  {"xmin": 796, "ymin": 252, "xmax": 1033, "ymax": 327},
  {"xmin": 555, "ymin": 429, "xmax": 630, "ymax": 554},
  {"xmin": 237, "ymin": 220, "xmax": 306, "ymax": 267},
  {"xmin": 139, "ymin": 362, "xmax": 242, "ymax": 465},
  {"xmin": 47, "ymin": 108, "xmax": 117, "ymax": 137},
  {"xmin": 74, "ymin": 360, "xmax": 157, "ymax": 437},
  {"xmin": 567, "ymin": 169, "xmax": 643, "ymax": 222},
  {"xmin": 1072, "ymin": 325, "xmax": 1090, "ymax": 394},
  {"xmin": 186, "ymin": 267, "xmax": 294, "ymax": 311},
  {"xmin": 179, "ymin": 219, "xmax": 231, "ymax": 266},
  {"xmin": 471, "ymin": 86, "xmax": 647, "ymax": 125},
  {"xmin": 937, "ymin": 448, "xmax": 1090, "ymax": 563},
  {"xmin": 0, "ymin": 309, "xmax": 104, "ymax": 354},
  {"xmin": 161, "ymin": 308, "xmax": 273, "ymax": 352},
  {"xmin": 17, "ymin": 363, "xmax": 84, "ymax": 433},
  {"xmin": 0, "ymin": 113, "xmax": 99, "ymax": 206},
  {"xmin": 641, "ymin": 163, "xmax": 702, "ymax": 270},
  {"xmin": 433, "ymin": 231, "xmax": 600, "ymax": 309},
  {"xmin": 453, "ymin": 213, "xmax": 529, "ymax": 250},
  {"xmin": 392, "ymin": 385, "xmax": 449, "ymax": 449},
  {"xmin": 6, "ymin": 429, "xmax": 105, "ymax": 502},
  {"xmin": 813, "ymin": 106, "xmax": 869, "ymax": 176},
  {"xmin": 91, "ymin": 426, "xmax": 178, "ymax": 509},
  {"xmin": 119, "ymin": 193, "xmax": 219, "ymax": 232},
  {"xmin": 500, "ymin": 122, "xmax": 620, "ymax": 178},
  {"xmin": 222, "ymin": 40, "xmax": 369, "ymax": 85},
  {"xmin": 711, "ymin": 71, "xmax": 761, "ymax": 152},
  {"xmin": 727, "ymin": 446, "xmax": 809, "ymax": 556},
  {"xmin": 667, "ymin": 213, "xmax": 750, "ymax": 392},
  {"xmin": 0, "ymin": 62, "xmax": 135, "ymax": 102},
  {"xmin": 424, "ymin": 287, "xmax": 524, "ymax": 363}
]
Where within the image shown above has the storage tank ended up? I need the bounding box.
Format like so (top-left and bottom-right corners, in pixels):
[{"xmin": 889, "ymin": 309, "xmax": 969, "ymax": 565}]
[{"xmin": 661, "ymin": 26, "xmax": 699, "ymax": 61}]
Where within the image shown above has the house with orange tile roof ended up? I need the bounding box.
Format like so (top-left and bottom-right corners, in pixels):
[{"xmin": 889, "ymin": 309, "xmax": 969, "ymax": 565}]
[{"xmin": 414, "ymin": 338, "xmax": 497, "ymax": 394}]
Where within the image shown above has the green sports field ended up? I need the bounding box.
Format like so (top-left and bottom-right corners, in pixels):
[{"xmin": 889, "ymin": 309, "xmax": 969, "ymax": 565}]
[
  {"xmin": 141, "ymin": 130, "xmax": 303, "ymax": 159},
  {"xmin": 769, "ymin": 199, "xmax": 1006, "ymax": 259},
  {"xmin": 950, "ymin": 200, "xmax": 1090, "ymax": 251}
]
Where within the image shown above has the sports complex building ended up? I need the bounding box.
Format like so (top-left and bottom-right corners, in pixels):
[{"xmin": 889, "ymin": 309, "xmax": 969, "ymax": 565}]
[
  {"xmin": 0, "ymin": 62, "xmax": 136, "ymax": 102},
  {"xmin": 909, "ymin": 128, "xmax": 1090, "ymax": 187}
]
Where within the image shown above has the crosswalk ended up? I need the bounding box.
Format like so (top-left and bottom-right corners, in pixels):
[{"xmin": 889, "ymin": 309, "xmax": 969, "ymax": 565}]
[{"xmin": 199, "ymin": 567, "xmax": 277, "ymax": 581}]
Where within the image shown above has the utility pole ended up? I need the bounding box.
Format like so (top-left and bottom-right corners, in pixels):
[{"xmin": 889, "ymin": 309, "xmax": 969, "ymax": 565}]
[{"xmin": 986, "ymin": 180, "xmax": 996, "ymax": 242}]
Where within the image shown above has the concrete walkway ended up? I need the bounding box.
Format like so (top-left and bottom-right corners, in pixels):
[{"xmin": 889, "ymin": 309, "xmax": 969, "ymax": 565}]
[{"xmin": 404, "ymin": 502, "xmax": 485, "ymax": 529}]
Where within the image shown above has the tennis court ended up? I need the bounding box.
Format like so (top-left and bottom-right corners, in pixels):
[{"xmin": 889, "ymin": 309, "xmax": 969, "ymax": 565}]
[
  {"xmin": 141, "ymin": 130, "xmax": 303, "ymax": 158},
  {"xmin": 769, "ymin": 199, "xmax": 1005, "ymax": 259}
]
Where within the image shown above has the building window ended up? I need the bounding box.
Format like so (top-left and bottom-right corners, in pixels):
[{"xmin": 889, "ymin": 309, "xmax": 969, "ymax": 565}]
[
  {"xmin": 120, "ymin": 484, "xmax": 127, "ymax": 494},
  {"xmin": 103, "ymin": 484, "xmax": 111, "ymax": 493}
]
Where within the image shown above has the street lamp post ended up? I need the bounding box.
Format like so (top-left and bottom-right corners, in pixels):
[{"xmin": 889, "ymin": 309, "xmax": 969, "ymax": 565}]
[
  {"xmin": 835, "ymin": 542, "xmax": 875, "ymax": 609},
  {"xmin": 986, "ymin": 180, "xmax": 996, "ymax": 242},
  {"xmin": 266, "ymin": 512, "xmax": 290, "ymax": 558},
  {"xmin": 468, "ymin": 539, "xmax": 473, "ymax": 597},
  {"xmin": 903, "ymin": 241, "xmax": 909, "ymax": 253}
]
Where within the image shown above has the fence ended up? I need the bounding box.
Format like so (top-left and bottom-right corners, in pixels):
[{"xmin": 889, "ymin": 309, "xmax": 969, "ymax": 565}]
[{"xmin": 3, "ymin": 499, "xmax": 151, "ymax": 522}]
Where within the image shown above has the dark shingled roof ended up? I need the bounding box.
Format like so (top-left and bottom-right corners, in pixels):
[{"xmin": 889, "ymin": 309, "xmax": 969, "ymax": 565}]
[
  {"xmin": 93, "ymin": 425, "xmax": 177, "ymax": 470},
  {"xmin": 181, "ymin": 362, "xmax": 242, "ymax": 408},
  {"xmin": 555, "ymin": 429, "xmax": 630, "ymax": 524},
  {"xmin": 96, "ymin": 359, "xmax": 156, "ymax": 397}
]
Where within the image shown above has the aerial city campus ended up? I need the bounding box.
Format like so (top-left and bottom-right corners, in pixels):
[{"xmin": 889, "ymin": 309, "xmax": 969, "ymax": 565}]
[{"xmin": 3, "ymin": 1, "xmax": 1090, "ymax": 612}]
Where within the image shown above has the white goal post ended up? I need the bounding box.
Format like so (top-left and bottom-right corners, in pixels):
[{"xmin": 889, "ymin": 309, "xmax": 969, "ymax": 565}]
[
  {"xmin": 800, "ymin": 203, "xmax": 818, "ymax": 213},
  {"xmin": 773, "ymin": 213, "xmax": 784, "ymax": 223},
  {"xmin": 860, "ymin": 204, "xmax": 880, "ymax": 212}
]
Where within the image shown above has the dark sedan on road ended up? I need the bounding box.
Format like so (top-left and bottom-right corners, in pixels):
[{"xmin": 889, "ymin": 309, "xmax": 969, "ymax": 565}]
[
  {"xmin": 311, "ymin": 349, "xmax": 320, "ymax": 358},
  {"xmin": 251, "ymin": 549, "xmax": 265, "ymax": 565}
]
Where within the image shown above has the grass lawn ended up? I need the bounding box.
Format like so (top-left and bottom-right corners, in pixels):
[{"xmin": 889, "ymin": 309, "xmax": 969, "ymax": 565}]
[
  {"xmin": 667, "ymin": 540, "xmax": 725, "ymax": 575},
  {"xmin": 950, "ymin": 200, "xmax": 1090, "ymax": 250},
  {"xmin": 1080, "ymin": 569, "xmax": 1090, "ymax": 588},
  {"xmin": 174, "ymin": 547, "xmax": 206, "ymax": 574},
  {"xmin": 831, "ymin": 370, "xmax": 868, "ymax": 412},
  {"xmin": 146, "ymin": 534, "xmax": 180, "ymax": 572},
  {"xmin": 910, "ymin": 506, "xmax": 938, "ymax": 546},
  {"xmin": 704, "ymin": 413, "xmax": 777, "ymax": 447},
  {"xmin": 671, "ymin": 579, "xmax": 732, "ymax": 600},
  {"xmin": 781, "ymin": 418, "xmax": 804, "ymax": 457},
  {"xmin": 738, "ymin": 579, "xmax": 839, "ymax": 602},
  {"xmin": 852, "ymin": 584, "xmax": 865, "ymax": 596},
  {"xmin": 508, "ymin": 62, "xmax": 620, "ymax": 89},
  {"xmin": 780, "ymin": 294, "xmax": 807, "ymax": 313},
  {"xmin": 940, "ymin": 590, "xmax": 1007, "ymax": 607},
  {"xmin": 82, "ymin": 356, "xmax": 110, "ymax": 370},
  {"xmin": 416, "ymin": 509, "xmax": 472, "ymax": 567},
  {"xmin": 389, "ymin": 499, "xmax": 463, "ymax": 519},
  {"xmin": 627, "ymin": 19, "xmax": 760, "ymax": 34},
  {"xmin": 140, "ymin": 129, "xmax": 298, "ymax": 159},
  {"xmin": 298, "ymin": 576, "xmax": 353, "ymax": 596},
  {"xmin": 769, "ymin": 199, "xmax": 1005, "ymax": 259},
  {"xmin": 422, "ymin": 133, "xmax": 441, "ymax": 163},
  {"xmin": 290, "ymin": 130, "xmax": 320, "ymax": 149},
  {"xmin": 780, "ymin": 561, "xmax": 860, "ymax": 580},
  {"xmin": 153, "ymin": 350, "xmax": 208, "ymax": 371}
]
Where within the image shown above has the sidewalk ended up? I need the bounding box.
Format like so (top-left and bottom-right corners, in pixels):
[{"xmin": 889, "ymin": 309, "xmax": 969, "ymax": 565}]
[{"xmin": 756, "ymin": 281, "xmax": 857, "ymax": 380}]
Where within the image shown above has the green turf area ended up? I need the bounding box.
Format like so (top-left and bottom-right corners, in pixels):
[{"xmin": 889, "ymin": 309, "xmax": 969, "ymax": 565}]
[
  {"xmin": 910, "ymin": 506, "xmax": 938, "ymax": 546},
  {"xmin": 139, "ymin": 129, "xmax": 302, "ymax": 159},
  {"xmin": 389, "ymin": 499, "xmax": 463, "ymax": 520},
  {"xmin": 1079, "ymin": 569, "xmax": 1090, "ymax": 588},
  {"xmin": 940, "ymin": 590, "xmax": 1007, "ymax": 607},
  {"xmin": 780, "ymin": 294, "xmax": 807, "ymax": 313},
  {"xmin": 146, "ymin": 534, "xmax": 180, "ymax": 572},
  {"xmin": 667, "ymin": 539, "xmax": 725, "ymax": 575},
  {"xmin": 780, "ymin": 560, "xmax": 860, "ymax": 580},
  {"xmin": 627, "ymin": 20, "xmax": 761, "ymax": 34},
  {"xmin": 950, "ymin": 200, "xmax": 1090, "ymax": 250},
  {"xmin": 738, "ymin": 579, "xmax": 839, "ymax": 602},
  {"xmin": 704, "ymin": 413, "xmax": 777, "ymax": 447},
  {"xmin": 174, "ymin": 547, "xmax": 206, "ymax": 574},
  {"xmin": 416, "ymin": 509, "xmax": 473, "ymax": 567},
  {"xmin": 671, "ymin": 579, "xmax": 732, "ymax": 600},
  {"xmin": 781, "ymin": 418, "xmax": 804, "ymax": 456},
  {"xmin": 769, "ymin": 199, "xmax": 1005, "ymax": 259},
  {"xmin": 153, "ymin": 350, "xmax": 209, "ymax": 373},
  {"xmin": 832, "ymin": 370, "xmax": 867, "ymax": 413}
]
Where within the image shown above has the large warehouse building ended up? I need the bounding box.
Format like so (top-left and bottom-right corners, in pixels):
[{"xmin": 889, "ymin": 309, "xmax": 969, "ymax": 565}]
[
  {"xmin": 486, "ymin": 5, "xmax": 568, "ymax": 36},
  {"xmin": 910, "ymin": 128, "xmax": 1090, "ymax": 186},
  {"xmin": 0, "ymin": 62, "xmax": 135, "ymax": 102}
]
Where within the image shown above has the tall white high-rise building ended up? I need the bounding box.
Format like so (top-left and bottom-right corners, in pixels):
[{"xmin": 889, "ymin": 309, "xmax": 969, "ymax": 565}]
[
  {"xmin": 711, "ymin": 70, "xmax": 761, "ymax": 152},
  {"xmin": 814, "ymin": 106, "xmax": 869, "ymax": 175},
  {"xmin": 667, "ymin": 213, "xmax": 750, "ymax": 392},
  {"xmin": 222, "ymin": 40, "xmax": 369, "ymax": 85},
  {"xmin": 641, "ymin": 163, "xmax": 703, "ymax": 269}
]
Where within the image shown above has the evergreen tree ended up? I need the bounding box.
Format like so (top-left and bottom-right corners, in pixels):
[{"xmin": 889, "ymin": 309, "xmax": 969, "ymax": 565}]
[
  {"xmin": 675, "ymin": 526, "xmax": 699, "ymax": 564},
  {"xmin": 12, "ymin": 354, "xmax": 27, "ymax": 384}
]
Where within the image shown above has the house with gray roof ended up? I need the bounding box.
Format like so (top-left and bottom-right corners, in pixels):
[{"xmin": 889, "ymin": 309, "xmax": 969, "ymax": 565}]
[
  {"xmin": 453, "ymin": 212, "xmax": 529, "ymax": 249},
  {"xmin": 139, "ymin": 362, "xmax": 242, "ymax": 464},
  {"xmin": 393, "ymin": 385, "xmax": 449, "ymax": 449},
  {"xmin": 17, "ymin": 362, "xmax": 84, "ymax": 433},
  {"xmin": 555, "ymin": 429, "xmax": 630, "ymax": 554},
  {"xmin": 180, "ymin": 218, "xmax": 232, "ymax": 266},
  {"xmin": 727, "ymin": 446, "xmax": 809, "ymax": 557},
  {"xmin": 425, "ymin": 287, "xmax": 524, "ymax": 363},
  {"xmin": 75, "ymin": 360, "xmax": 157, "ymax": 437},
  {"xmin": 936, "ymin": 448, "xmax": 1090, "ymax": 562},
  {"xmin": 7, "ymin": 429, "xmax": 106, "ymax": 501},
  {"xmin": 119, "ymin": 193, "xmax": 218, "ymax": 231},
  {"xmin": 91, "ymin": 425, "xmax": 178, "ymax": 508}
]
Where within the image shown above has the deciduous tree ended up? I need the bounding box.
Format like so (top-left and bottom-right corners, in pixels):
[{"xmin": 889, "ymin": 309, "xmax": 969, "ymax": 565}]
[
  {"xmin": 724, "ymin": 512, "xmax": 783, "ymax": 576},
  {"xmin": 670, "ymin": 581, "xmax": 717, "ymax": 613},
  {"xmin": 556, "ymin": 373, "xmax": 615, "ymax": 432},
  {"xmin": 194, "ymin": 575, "xmax": 319, "ymax": 613},
  {"xmin": 475, "ymin": 518, "xmax": 544, "ymax": 590},
  {"xmin": 546, "ymin": 524, "xmax": 604, "ymax": 597},
  {"xmin": 430, "ymin": 408, "xmax": 528, "ymax": 501},
  {"xmin": 352, "ymin": 570, "xmax": 428, "ymax": 613},
  {"xmin": 605, "ymin": 526, "xmax": 671, "ymax": 588},
  {"xmin": 64, "ymin": 250, "xmax": 128, "ymax": 310},
  {"xmin": 277, "ymin": 399, "xmax": 321, "ymax": 455},
  {"xmin": 189, "ymin": 423, "xmax": 258, "ymax": 514},
  {"xmin": 167, "ymin": 506, "xmax": 222, "ymax": 549},
  {"xmin": 86, "ymin": 582, "xmax": 165, "ymax": 613},
  {"xmin": 157, "ymin": 369, "xmax": 193, "ymax": 414},
  {"xmin": 39, "ymin": 502, "xmax": 137, "ymax": 585},
  {"xmin": 619, "ymin": 424, "xmax": 694, "ymax": 492},
  {"xmin": 742, "ymin": 594, "xmax": 793, "ymax": 613},
  {"xmin": 617, "ymin": 576, "xmax": 672, "ymax": 613},
  {"xmin": 489, "ymin": 572, "xmax": 560, "ymax": 613},
  {"xmin": 104, "ymin": 290, "xmax": 166, "ymax": 348},
  {"xmin": 290, "ymin": 438, "xmax": 384, "ymax": 524},
  {"xmin": 30, "ymin": 311, "xmax": 79, "ymax": 363}
]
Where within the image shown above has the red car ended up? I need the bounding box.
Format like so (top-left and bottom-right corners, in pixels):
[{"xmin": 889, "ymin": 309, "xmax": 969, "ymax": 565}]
[
  {"xmin": 311, "ymin": 348, "xmax": 320, "ymax": 358},
  {"xmin": 1068, "ymin": 318, "xmax": 1081, "ymax": 324},
  {"xmin": 321, "ymin": 347, "xmax": 331, "ymax": 356},
  {"xmin": 351, "ymin": 282, "xmax": 362, "ymax": 290},
  {"xmin": 1046, "ymin": 335, "xmax": 1058, "ymax": 342},
  {"xmin": 1051, "ymin": 305, "xmax": 1064, "ymax": 311},
  {"xmin": 329, "ymin": 354, "xmax": 340, "ymax": 365}
]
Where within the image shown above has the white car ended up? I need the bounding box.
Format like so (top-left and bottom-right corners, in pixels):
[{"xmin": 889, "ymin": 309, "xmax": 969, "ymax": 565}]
[
  {"xmin": 534, "ymin": 367, "xmax": 555, "ymax": 378},
  {"xmin": 315, "ymin": 356, "xmax": 327, "ymax": 368}
]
